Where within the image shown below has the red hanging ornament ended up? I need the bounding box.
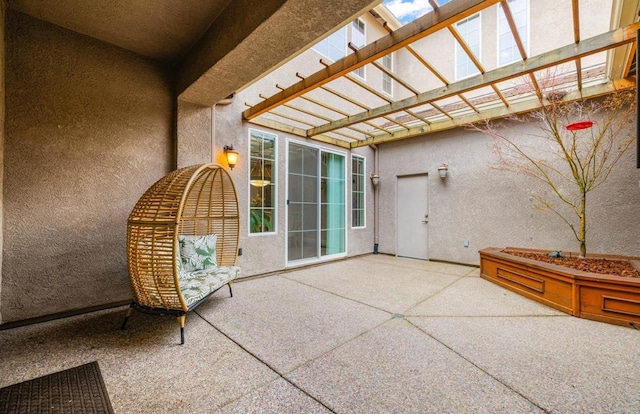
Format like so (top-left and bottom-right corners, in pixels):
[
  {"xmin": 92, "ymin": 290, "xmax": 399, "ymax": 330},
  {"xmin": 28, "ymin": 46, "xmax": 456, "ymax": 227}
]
[{"xmin": 565, "ymin": 120, "xmax": 594, "ymax": 131}]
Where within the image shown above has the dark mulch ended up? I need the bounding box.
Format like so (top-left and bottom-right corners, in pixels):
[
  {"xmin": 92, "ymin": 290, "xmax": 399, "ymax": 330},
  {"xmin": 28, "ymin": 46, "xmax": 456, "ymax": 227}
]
[{"xmin": 502, "ymin": 249, "xmax": 640, "ymax": 278}]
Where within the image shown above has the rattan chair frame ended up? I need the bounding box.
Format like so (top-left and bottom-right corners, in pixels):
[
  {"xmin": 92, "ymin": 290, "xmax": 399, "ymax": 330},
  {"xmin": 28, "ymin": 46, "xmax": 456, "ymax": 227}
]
[{"xmin": 121, "ymin": 164, "xmax": 240, "ymax": 343}]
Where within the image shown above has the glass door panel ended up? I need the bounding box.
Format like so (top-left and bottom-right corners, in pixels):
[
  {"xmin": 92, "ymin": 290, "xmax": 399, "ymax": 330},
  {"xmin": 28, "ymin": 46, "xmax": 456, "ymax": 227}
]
[
  {"xmin": 288, "ymin": 143, "xmax": 319, "ymax": 262},
  {"xmin": 288, "ymin": 143, "xmax": 345, "ymax": 263},
  {"xmin": 321, "ymin": 152, "xmax": 345, "ymax": 256}
]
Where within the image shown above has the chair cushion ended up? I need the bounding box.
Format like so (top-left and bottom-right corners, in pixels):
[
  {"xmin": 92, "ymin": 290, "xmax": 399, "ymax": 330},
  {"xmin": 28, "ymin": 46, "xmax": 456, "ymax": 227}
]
[
  {"xmin": 178, "ymin": 233, "xmax": 217, "ymax": 272},
  {"xmin": 179, "ymin": 266, "xmax": 240, "ymax": 308}
]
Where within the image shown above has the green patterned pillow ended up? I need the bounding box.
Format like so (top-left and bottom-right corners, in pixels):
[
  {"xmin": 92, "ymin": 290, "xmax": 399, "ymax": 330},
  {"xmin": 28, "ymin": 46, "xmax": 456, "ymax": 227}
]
[{"xmin": 178, "ymin": 234, "xmax": 218, "ymax": 272}]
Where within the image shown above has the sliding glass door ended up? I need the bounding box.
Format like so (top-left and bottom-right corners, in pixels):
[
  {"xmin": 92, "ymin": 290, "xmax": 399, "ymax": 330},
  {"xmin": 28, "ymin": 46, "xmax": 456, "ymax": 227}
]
[
  {"xmin": 288, "ymin": 143, "xmax": 319, "ymax": 261},
  {"xmin": 288, "ymin": 142, "xmax": 345, "ymax": 264},
  {"xmin": 321, "ymin": 152, "xmax": 345, "ymax": 256}
]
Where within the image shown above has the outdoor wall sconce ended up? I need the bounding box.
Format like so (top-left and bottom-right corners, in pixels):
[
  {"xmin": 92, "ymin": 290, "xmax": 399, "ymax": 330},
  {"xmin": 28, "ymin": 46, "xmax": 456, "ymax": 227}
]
[
  {"xmin": 224, "ymin": 145, "xmax": 239, "ymax": 170},
  {"xmin": 370, "ymin": 172, "xmax": 380, "ymax": 187},
  {"xmin": 437, "ymin": 163, "xmax": 448, "ymax": 180}
]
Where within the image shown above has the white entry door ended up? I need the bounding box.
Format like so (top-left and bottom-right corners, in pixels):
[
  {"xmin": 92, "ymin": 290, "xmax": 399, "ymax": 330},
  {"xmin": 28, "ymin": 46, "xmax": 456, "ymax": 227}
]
[{"xmin": 397, "ymin": 174, "xmax": 429, "ymax": 259}]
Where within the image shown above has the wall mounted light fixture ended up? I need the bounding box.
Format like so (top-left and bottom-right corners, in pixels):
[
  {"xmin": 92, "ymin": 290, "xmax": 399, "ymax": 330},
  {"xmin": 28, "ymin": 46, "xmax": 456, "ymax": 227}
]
[
  {"xmin": 224, "ymin": 145, "xmax": 239, "ymax": 170},
  {"xmin": 437, "ymin": 163, "xmax": 448, "ymax": 180},
  {"xmin": 370, "ymin": 172, "xmax": 380, "ymax": 187}
]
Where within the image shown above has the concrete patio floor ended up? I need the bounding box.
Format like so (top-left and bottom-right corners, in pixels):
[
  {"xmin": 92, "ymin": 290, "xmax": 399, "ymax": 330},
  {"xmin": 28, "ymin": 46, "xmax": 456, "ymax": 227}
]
[{"xmin": 1, "ymin": 254, "xmax": 639, "ymax": 413}]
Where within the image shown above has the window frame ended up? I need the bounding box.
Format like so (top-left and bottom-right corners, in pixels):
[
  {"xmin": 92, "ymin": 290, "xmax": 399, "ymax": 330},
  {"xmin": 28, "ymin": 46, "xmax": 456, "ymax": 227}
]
[
  {"xmin": 351, "ymin": 154, "xmax": 366, "ymax": 229},
  {"xmin": 352, "ymin": 18, "xmax": 366, "ymax": 79},
  {"xmin": 248, "ymin": 128, "xmax": 278, "ymax": 236},
  {"xmin": 381, "ymin": 53, "xmax": 393, "ymax": 96},
  {"xmin": 312, "ymin": 26, "xmax": 347, "ymax": 62},
  {"xmin": 497, "ymin": 0, "xmax": 529, "ymax": 67},
  {"xmin": 454, "ymin": 13, "xmax": 482, "ymax": 81}
]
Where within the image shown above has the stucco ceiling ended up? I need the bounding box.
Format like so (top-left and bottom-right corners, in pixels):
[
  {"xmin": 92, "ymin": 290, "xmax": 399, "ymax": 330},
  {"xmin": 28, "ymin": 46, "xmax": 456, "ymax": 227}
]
[
  {"xmin": 6, "ymin": 0, "xmax": 381, "ymax": 105},
  {"xmin": 6, "ymin": 0, "xmax": 233, "ymax": 65}
]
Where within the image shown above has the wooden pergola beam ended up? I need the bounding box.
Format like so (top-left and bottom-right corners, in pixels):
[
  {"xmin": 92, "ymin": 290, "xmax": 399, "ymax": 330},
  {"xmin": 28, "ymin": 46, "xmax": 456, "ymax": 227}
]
[
  {"xmin": 350, "ymin": 79, "xmax": 635, "ymax": 148},
  {"xmin": 248, "ymin": 117, "xmax": 351, "ymax": 148},
  {"xmin": 242, "ymin": 0, "xmax": 501, "ymax": 120},
  {"xmin": 309, "ymin": 22, "xmax": 640, "ymax": 137},
  {"xmin": 406, "ymin": 45, "xmax": 450, "ymax": 85},
  {"xmin": 572, "ymin": 0, "xmax": 580, "ymax": 44},
  {"xmin": 319, "ymin": 85, "xmax": 395, "ymax": 134},
  {"xmin": 405, "ymin": 44, "xmax": 480, "ymax": 113},
  {"xmin": 284, "ymin": 103, "xmax": 334, "ymax": 122},
  {"xmin": 623, "ymin": 42, "xmax": 636, "ymax": 77},
  {"xmin": 500, "ymin": 0, "xmax": 527, "ymax": 60},
  {"xmin": 371, "ymin": 60, "xmax": 421, "ymax": 95},
  {"xmin": 607, "ymin": 0, "xmax": 640, "ymax": 80},
  {"xmin": 448, "ymin": 24, "xmax": 485, "ymax": 73}
]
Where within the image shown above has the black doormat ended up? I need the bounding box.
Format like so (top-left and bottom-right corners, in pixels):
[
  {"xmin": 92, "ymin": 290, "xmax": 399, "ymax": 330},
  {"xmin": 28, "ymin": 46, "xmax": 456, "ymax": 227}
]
[{"xmin": 0, "ymin": 361, "xmax": 114, "ymax": 413}]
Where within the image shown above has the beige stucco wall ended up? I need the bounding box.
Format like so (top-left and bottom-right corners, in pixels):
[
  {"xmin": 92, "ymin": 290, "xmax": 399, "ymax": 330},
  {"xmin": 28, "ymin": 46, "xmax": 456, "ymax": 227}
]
[
  {"xmin": 0, "ymin": 2, "xmax": 5, "ymax": 323},
  {"xmin": 377, "ymin": 111, "xmax": 640, "ymax": 265},
  {"xmin": 173, "ymin": 11, "xmax": 388, "ymax": 279},
  {"xmin": 2, "ymin": 11, "xmax": 174, "ymax": 322},
  {"xmin": 178, "ymin": 91, "xmax": 376, "ymax": 277},
  {"xmin": 176, "ymin": 100, "xmax": 213, "ymax": 168}
]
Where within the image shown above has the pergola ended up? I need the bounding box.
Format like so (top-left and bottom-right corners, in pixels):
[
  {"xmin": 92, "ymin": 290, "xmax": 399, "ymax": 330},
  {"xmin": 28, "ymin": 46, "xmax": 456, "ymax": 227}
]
[{"xmin": 241, "ymin": 0, "xmax": 639, "ymax": 151}]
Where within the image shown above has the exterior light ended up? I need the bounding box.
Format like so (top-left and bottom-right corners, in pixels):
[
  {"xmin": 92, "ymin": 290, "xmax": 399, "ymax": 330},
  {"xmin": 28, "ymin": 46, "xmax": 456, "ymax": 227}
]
[
  {"xmin": 565, "ymin": 120, "xmax": 594, "ymax": 131},
  {"xmin": 224, "ymin": 145, "xmax": 238, "ymax": 170},
  {"xmin": 370, "ymin": 172, "xmax": 380, "ymax": 187},
  {"xmin": 437, "ymin": 163, "xmax": 448, "ymax": 179}
]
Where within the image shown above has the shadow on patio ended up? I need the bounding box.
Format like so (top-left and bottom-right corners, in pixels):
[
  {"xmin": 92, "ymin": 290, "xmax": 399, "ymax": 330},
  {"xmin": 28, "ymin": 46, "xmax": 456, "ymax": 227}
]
[{"xmin": 1, "ymin": 254, "xmax": 639, "ymax": 413}]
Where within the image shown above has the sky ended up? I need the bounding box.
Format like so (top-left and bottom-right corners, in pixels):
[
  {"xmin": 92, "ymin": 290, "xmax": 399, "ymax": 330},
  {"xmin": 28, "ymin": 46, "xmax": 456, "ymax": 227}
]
[{"xmin": 382, "ymin": 0, "xmax": 450, "ymax": 24}]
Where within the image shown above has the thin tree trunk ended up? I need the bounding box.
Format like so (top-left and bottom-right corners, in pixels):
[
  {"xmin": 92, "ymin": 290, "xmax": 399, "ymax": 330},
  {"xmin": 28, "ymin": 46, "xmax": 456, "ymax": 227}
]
[{"xmin": 579, "ymin": 195, "xmax": 586, "ymax": 258}]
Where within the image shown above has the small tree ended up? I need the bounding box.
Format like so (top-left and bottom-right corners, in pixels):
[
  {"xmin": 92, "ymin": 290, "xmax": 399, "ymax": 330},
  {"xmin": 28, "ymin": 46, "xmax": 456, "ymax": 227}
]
[{"xmin": 474, "ymin": 87, "xmax": 635, "ymax": 258}]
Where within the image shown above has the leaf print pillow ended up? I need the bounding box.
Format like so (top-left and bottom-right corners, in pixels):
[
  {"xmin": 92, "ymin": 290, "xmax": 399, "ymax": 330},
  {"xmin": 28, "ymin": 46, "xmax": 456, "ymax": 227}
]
[{"xmin": 178, "ymin": 234, "xmax": 218, "ymax": 272}]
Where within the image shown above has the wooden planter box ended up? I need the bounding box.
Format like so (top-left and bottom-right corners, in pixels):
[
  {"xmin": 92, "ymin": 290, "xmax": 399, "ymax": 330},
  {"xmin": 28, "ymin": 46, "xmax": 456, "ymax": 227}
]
[{"xmin": 479, "ymin": 247, "xmax": 640, "ymax": 328}]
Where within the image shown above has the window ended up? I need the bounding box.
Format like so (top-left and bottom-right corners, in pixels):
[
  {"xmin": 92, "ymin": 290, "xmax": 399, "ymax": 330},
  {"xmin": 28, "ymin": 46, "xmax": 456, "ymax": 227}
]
[
  {"xmin": 498, "ymin": 0, "xmax": 528, "ymax": 66},
  {"xmin": 351, "ymin": 155, "xmax": 365, "ymax": 228},
  {"xmin": 455, "ymin": 14, "xmax": 481, "ymax": 80},
  {"xmin": 352, "ymin": 19, "xmax": 366, "ymax": 79},
  {"xmin": 249, "ymin": 129, "xmax": 277, "ymax": 234},
  {"xmin": 382, "ymin": 53, "xmax": 393, "ymax": 95},
  {"xmin": 313, "ymin": 27, "xmax": 346, "ymax": 61}
]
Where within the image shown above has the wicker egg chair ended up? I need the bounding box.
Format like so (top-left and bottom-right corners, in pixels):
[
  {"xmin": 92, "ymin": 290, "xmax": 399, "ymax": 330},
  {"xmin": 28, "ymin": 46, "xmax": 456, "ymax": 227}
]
[{"xmin": 121, "ymin": 163, "xmax": 240, "ymax": 344}]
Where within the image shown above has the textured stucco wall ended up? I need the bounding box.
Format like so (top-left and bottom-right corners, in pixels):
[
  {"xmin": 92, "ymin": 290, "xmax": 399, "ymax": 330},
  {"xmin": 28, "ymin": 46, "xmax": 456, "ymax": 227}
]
[
  {"xmin": 2, "ymin": 11, "xmax": 173, "ymax": 322},
  {"xmin": 378, "ymin": 113, "xmax": 640, "ymax": 265},
  {"xmin": 0, "ymin": 2, "xmax": 5, "ymax": 323},
  {"xmin": 177, "ymin": 100, "xmax": 212, "ymax": 168},
  {"xmin": 176, "ymin": 93, "xmax": 376, "ymax": 277},
  {"xmin": 178, "ymin": 0, "xmax": 380, "ymax": 105}
]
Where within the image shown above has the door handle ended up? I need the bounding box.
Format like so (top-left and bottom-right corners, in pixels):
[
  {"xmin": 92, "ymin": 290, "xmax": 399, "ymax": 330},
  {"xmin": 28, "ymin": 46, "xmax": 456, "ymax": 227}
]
[{"xmin": 421, "ymin": 214, "xmax": 429, "ymax": 224}]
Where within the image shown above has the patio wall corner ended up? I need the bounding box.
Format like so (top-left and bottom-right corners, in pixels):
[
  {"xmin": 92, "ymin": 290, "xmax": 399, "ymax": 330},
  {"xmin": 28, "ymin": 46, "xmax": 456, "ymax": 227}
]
[
  {"xmin": 0, "ymin": 1, "xmax": 5, "ymax": 324},
  {"xmin": 1, "ymin": 10, "xmax": 174, "ymax": 322}
]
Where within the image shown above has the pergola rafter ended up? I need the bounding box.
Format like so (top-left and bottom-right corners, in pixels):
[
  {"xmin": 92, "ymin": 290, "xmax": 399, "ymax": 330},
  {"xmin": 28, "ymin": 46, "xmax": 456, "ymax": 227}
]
[
  {"xmin": 307, "ymin": 22, "xmax": 640, "ymax": 137},
  {"xmin": 243, "ymin": 0, "xmax": 502, "ymax": 120},
  {"xmin": 243, "ymin": 0, "xmax": 639, "ymax": 150},
  {"xmin": 351, "ymin": 78, "xmax": 635, "ymax": 147},
  {"xmin": 571, "ymin": 0, "xmax": 583, "ymax": 90}
]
